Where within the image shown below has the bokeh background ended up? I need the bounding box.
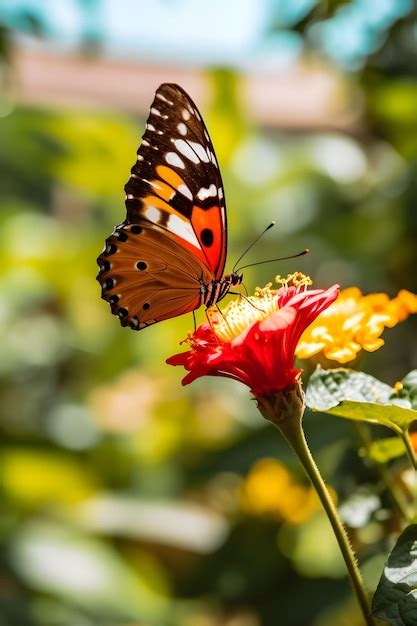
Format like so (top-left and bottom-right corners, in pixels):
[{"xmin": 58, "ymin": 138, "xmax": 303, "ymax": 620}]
[{"xmin": 1, "ymin": 1, "xmax": 417, "ymax": 625}]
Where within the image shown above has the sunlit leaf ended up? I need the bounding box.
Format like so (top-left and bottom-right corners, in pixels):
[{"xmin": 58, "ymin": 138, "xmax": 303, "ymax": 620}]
[
  {"xmin": 306, "ymin": 367, "xmax": 393, "ymax": 409},
  {"xmin": 306, "ymin": 367, "xmax": 417, "ymax": 433},
  {"xmin": 321, "ymin": 401, "xmax": 416, "ymax": 433},
  {"xmin": 391, "ymin": 371, "xmax": 417, "ymax": 411},
  {"xmin": 372, "ymin": 524, "xmax": 417, "ymax": 625},
  {"xmin": 369, "ymin": 438, "xmax": 407, "ymax": 463}
]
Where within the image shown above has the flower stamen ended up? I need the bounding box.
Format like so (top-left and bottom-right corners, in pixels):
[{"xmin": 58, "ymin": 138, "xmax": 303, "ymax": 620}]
[
  {"xmin": 210, "ymin": 284, "xmax": 277, "ymax": 342},
  {"xmin": 167, "ymin": 275, "xmax": 339, "ymax": 396}
]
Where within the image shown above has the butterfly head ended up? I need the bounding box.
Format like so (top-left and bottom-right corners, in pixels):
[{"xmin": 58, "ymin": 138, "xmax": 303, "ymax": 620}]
[{"xmin": 228, "ymin": 272, "xmax": 243, "ymax": 287}]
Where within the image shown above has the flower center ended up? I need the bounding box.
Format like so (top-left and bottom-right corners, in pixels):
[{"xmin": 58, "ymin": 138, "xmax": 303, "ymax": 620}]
[{"xmin": 209, "ymin": 273, "xmax": 313, "ymax": 343}]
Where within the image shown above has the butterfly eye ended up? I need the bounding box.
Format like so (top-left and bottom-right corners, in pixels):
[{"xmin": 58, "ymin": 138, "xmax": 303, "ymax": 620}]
[{"xmin": 136, "ymin": 261, "xmax": 147, "ymax": 271}]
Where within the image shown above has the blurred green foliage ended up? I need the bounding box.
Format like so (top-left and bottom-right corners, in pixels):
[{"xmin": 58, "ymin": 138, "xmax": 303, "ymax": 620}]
[{"xmin": 1, "ymin": 3, "xmax": 417, "ymax": 626}]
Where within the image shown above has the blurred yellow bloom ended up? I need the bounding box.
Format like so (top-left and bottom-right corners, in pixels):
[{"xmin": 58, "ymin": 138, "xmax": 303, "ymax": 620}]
[
  {"xmin": 296, "ymin": 287, "xmax": 417, "ymax": 364},
  {"xmin": 2, "ymin": 449, "xmax": 96, "ymax": 506},
  {"xmin": 240, "ymin": 458, "xmax": 321, "ymax": 524}
]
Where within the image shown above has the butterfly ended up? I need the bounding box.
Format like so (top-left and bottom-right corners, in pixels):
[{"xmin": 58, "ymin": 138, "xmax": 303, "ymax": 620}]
[{"xmin": 97, "ymin": 83, "xmax": 242, "ymax": 331}]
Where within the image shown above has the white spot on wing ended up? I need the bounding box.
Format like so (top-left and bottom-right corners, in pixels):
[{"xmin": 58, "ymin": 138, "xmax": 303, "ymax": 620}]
[
  {"xmin": 178, "ymin": 184, "xmax": 193, "ymax": 201},
  {"xmin": 177, "ymin": 123, "xmax": 187, "ymax": 136},
  {"xmin": 147, "ymin": 123, "xmax": 156, "ymax": 132},
  {"xmin": 188, "ymin": 141, "xmax": 209, "ymax": 163},
  {"xmin": 165, "ymin": 152, "xmax": 185, "ymax": 168},
  {"xmin": 145, "ymin": 179, "xmax": 174, "ymax": 198},
  {"xmin": 218, "ymin": 187, "xmax": 224, "ymax": 199},
  {"xmin": 150, "ymin": 107, "xmax": 161, "ymax": 116},
  {"xmin": 142, "ymin": 139, "xmax": 150, "ymax": 147},
  {"xmin": 137, "ymin": 154, "xmax": 144, "ymax": 161},
  {"xmin": 167, "ymin": 214, "xmax": 201, "ymax": 248},
  {"xmin": 182, "ymin": 109, "xmax": 191, "ymax": 121},
  {"xmin": 144, "ymin": 206, "xmax": 161, "ymax": 223},
  {"xmin": 174, "ymin": 139, "xmax": 199, "ymax": 164},
  {"xmin": 156, "ymin": 93, "xmax": 174, "ymax": 105},
  {"xmin": 197, "ymin": 184, "xmax": 217, "ymax": 201}
]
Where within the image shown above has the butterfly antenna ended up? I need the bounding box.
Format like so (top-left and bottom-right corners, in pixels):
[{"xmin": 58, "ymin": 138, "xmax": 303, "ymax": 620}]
[
  {"xmin": 235, "ymin": 248, "xmax": 309, "ymax": 273},
  {"xmin": 232, "ymin": 221, "xmax": 276, "ymax": 273}
]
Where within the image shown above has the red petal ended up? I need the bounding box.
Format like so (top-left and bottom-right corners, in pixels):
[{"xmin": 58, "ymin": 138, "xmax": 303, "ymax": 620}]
[{"xmin": 258, "ymin": 306, "xmax": 296, "ymax": 332}]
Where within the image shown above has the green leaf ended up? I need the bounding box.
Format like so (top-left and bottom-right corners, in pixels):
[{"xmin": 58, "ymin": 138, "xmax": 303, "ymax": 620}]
[
  {"xmin": 306, "ymin": 367, "xmax": 417, "ymax": 434},
  {"xmin": 390, "ymin": 371, "xmax": 417, "ymax": 411},
  {"xmin": 369, "ymin": 438, "xmax": 407, "ymax": 464},
  {"xmin": 306, "ymin": 367, "xmax": 393, "ymax": 410},
  {"xmin": 372, "ymin": 524, "xmax": 417, "ymax": 625},
  {"xmin": 324, "ymin": 401, "xmax": 416, "ymax": 433}
]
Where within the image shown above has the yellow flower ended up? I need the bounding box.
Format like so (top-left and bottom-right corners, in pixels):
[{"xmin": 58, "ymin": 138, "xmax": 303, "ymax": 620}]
[
  {"xmin": 2, "ymin": 449, "xmax": 97, "ymax": 506},
  {"xmin": 240, "ymin": 458, "xmax": 321, "ymax": 524},
  {"xmin": 296, "ymin": 287, "xmax": 417, "ymax": 365}
]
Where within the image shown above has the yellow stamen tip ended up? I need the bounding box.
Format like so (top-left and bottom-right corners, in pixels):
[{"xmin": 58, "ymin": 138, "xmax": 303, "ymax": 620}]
[{"xmin": 210, "ymin": 285, "xmax": 278, "ymax": 343}]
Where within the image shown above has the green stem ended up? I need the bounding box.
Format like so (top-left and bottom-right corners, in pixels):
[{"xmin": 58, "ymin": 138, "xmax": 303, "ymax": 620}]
[
  {"xmin": 400, "ymin": 429, "xmax": 417, "ymax": 520},
  {"xmin": 257, "ymin": 388, "xmax": 375, "ymax": 626},
  {"xmin": 279, "ymin": 420, "xmax": 374, "ymax": 626},
  {"xmin": 400, "ymin": 430, "xmax": 417, "ymax": 471},
  {"xmin": 354, "ymin": 422, "xmax": 410, "ymax": 520}
]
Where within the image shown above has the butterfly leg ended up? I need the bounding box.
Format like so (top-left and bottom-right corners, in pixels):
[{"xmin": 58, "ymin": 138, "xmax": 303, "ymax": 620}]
[
  {"xmin": 203, "ymin": 306, "xmax": 226, "ymax": 344},
  {"xmin": 229, "ymin": 292, "xmax": 266, "ymax": 313},
  {"xmin": 228, "ymin": 281, "xmax": 249, "ymax": 298},
  {"xmin": 212, "ymin": 304, "xmax": 236, "ymax": 340},
  {"xmin": 192, "ymin": 310, "xmax": 197, "ymax": 333}
]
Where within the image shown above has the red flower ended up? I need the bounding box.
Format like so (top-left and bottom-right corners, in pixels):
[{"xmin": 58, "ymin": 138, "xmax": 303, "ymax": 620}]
[{"xmin": 167, "ymin": 274, "xmax": 339, "ymax": 398}]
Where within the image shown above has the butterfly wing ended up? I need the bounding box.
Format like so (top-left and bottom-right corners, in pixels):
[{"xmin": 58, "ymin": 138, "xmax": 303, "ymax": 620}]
[
  {"xmin": 97, "ymin": 83, "xmax": 227, "ymax": 329},
  {"xmin": 98, "ymin": 221, "xmax": 213, "ymax": 329},
  {"xmin": 125, "ymin": 83, "xmax": 227, "ymax": 279}
]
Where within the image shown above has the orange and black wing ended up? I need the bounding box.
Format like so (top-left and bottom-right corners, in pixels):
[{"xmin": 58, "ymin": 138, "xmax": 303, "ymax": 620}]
[
  {"xmin": 97, "ymin": 83, "xmax": 227, "ymax": 330},
  {"xmin": 124, "ymin": 83, "xmax": 227, "ymax": 280},
  {"xmin": 98, "ymin": 220, "xmax": 213, "ymax": 329}
]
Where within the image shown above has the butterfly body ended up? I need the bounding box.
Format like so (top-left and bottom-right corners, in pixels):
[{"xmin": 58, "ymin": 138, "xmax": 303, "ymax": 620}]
[
  {"xmin": 200, "ymin": 272, "xmax": 243, "ymax": 308},
  {"xmin": 97, "ymin": 83, "xmax": 239, "ymax": 330}
]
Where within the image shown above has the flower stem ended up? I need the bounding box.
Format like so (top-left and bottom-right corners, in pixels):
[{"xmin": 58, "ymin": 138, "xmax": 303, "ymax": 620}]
[
  {"xmin": 279, "ymin": 420, "xmax": 374, "ymax": 626},
  {"xmin": 257, "ymin": 388, "xmax": 374, "ymax": 626}
]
